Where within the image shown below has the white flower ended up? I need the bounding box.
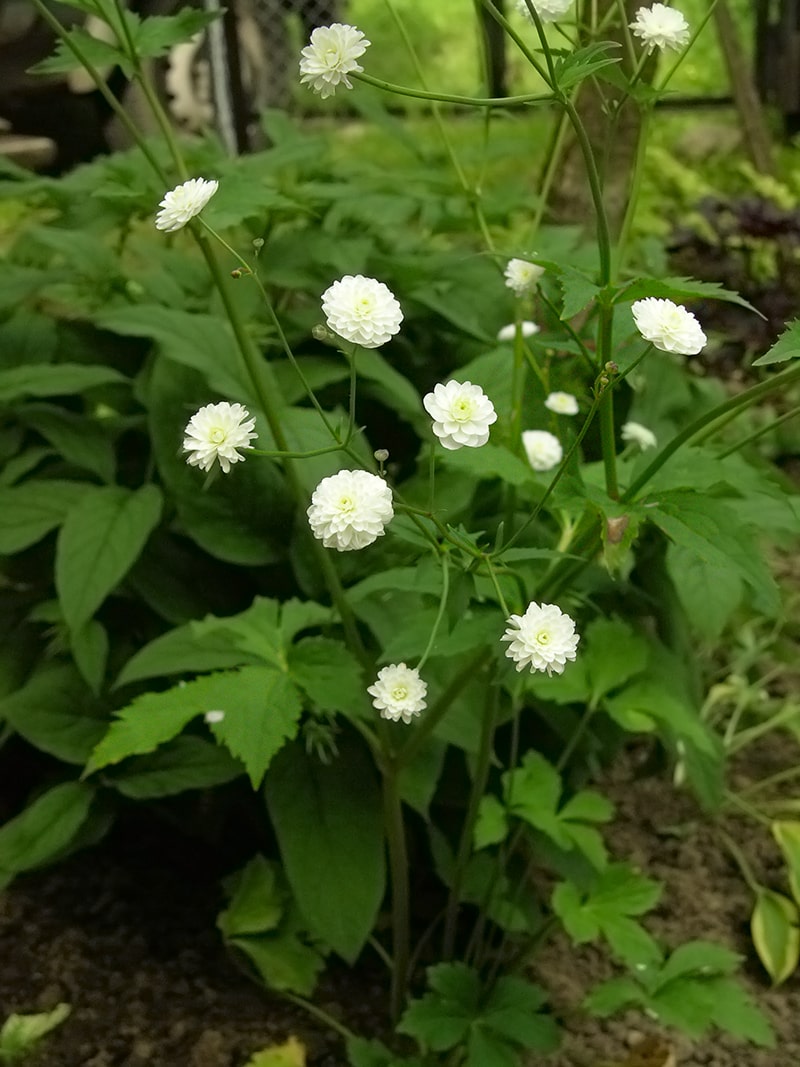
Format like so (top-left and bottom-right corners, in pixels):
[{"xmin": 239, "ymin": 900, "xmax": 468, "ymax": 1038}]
[
  {"xmin": 504, "ymin": 257, "xmax": 545, "ymax": 295},
  {"xmin": 367, "ymin": 663, "xmax": 427, "ymax": 723},
  {"xmin": 321, "ymin": 274, "xmax": 403, "ymax": 349},
  {"xmin": 522, "ymin": 429, "xmax": 563, "ymax": 472},
  {"xmin": 516, "ymin": 0, "xmax": 573, "ymax": 23},
  {"xmin": 155, "ymin": 177, "xmax": 218, "ymax": 232},
  {"xmin": 204, "ymin": 710, "xmax": 225, "ymax": 724},
  {"xmin": 502, "ymin": 602, "xmax": 580, "ymax": 676},
  {"xmin": 182, "ymin": 402, "xmax": 257, "ymax": 474},
  {"xmin": 423, "ymin": 380, "xmax": 498, "ymax": 451},
  {"xmin": 629, "ymin": 3, "xmax": 690, "ymax": 53},
  {"xmin": 622, "ymin": 421, "xmax": 657, "ymax": 450},
  {"xmin": 299, "ymin": 23, "xmax": 370, "ymax": 99},
  {"xmin": 631, "ymin": 297, "xmax": 706, "ymax": 355},
  {"xmin": 497, "ymin": 321, "xmax": 540, "ymax": 342},
  {"xmin": 545, "ymin": 391, "xmax": 579, "ymax": 416},
  {"xmin": 307, "ymin": 469, "xmax": 393, "ymax": 551}
]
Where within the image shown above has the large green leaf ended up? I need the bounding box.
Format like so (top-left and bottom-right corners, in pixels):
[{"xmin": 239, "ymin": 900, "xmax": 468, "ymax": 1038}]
[
  {"xmin": 751, "ymin": 889, "xmax": 800, "ymax": 985},
  {"xmin": 114, "ymin": 622, "xmax": 249, "ymax": 688},
  {"xmin": 264, "ymin": 736, "xmax": 385, "ymax": 962},
  {"xmin": 0, "ymin": 363, "xmax": 127, "ymax": 402},
  {"xmin": 0, "ymin": 479, "xmax": 91, "ymax": 554},
  {"xmin": 752, "ymin": 318, "xmax": 800, "ymax": 365},
  {"xmin": 107, "ymin": 736, "xmax": 244, "ymax": 798},
  {"xmin": 89, "ymin": 666, "xmax": 302, "ymax": 787},
  {"xmin": 287, "ymin": 637, "xmax": 370, "ymax": 718},
  {"xmin": 0, "ymin": 782, "xmax": 96, "ymax": 881},
  {"xmin": 619, "ymin": 276, "xmax": 758, "ymax": 314},
  {"xmin": 55, "ymin": 484, "xmax": 163, "ymax": 633},
  {"xmin": 19, "ymin": 405, "xmax": 116, "ymax": 483},
  {"xmin": 132, "ymin": 7, "xmax": 220, "ymax": 57},
  {"xmin": 0, "ymin": 664, "xmax": 105, "ymax": 764}
]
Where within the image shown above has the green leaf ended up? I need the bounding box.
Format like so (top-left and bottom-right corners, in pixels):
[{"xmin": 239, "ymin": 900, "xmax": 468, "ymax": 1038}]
[
  {"xmin": 397, "ymin": 737, "xmax": 446, "ymax": 818},
  {"xmin": 0, "ymin": 665, "xmax": 105, "ymax": 764},
  {"xmin": 347, "ymin": 1037, "xmax": 425, "ymax": 1067},
  {"xmin": 656, "ymin": 941, "xmax": 742, "ymax": 987},
  {"xmin": 399, "ymin": 963, "xmax": 477, "ymax": 1050},
  {"xmin": 752, "ymin": 318, "xmax": 800, "ymax": 365},
  {"xmin": 132, "ymin": 7, "xmax": 220, "ymax": 57},
  {"xmin": 751, "ymin": 888, "xmax": 800, "ymax": 985},
  {"xmin": 287, "ymin": 637, "xmax": 369, "ymax": 718},
  {"xmin": 20, "ymin": 405, "xmax": 115, "ymax": 483},
  {"xmin": 0, "ymin": 479, "xmax": 91, "ymax": 554},
  {"xmin": 55, "ymin": 484, "xmax": 162, "ymax": 633},
  {"xmin": 355, "ymin": 348, "xmax": 424, "ymax": 426},
  {"xmin": 465, "ymin": 1028, "xmax": 517, "ymax": 1067},
  {"xmin": 242, "ymin": 1037, "xmax": 306, "ymax": 1067},
  {"xmin": 582, "ymin": 617, "xmax": 649, "ymax": 702},
  {"xmin": 0, "ymin": 1004, "xmax": 71, "ymax": 1060},
  {"xmin": 107, "ymin": 736, "xmax": 244, "ymax": 798},
  {"xmin": 773, "ymin": 821, "xmax": 800, "ymax": 905},
  {"xmin": 441, "ymin": 443, "xmax": 535, "ymax": 488},
  {"xmin": 481, "ymin": 977, "xmax": 559, "ymax": 1051},
  {"xmin": 219, "ymin": 857, "xmax": 325, "ymax": 996},
  {"xmin": 264, "ymin": 737, "xmax": 385, "ymax": 962},
  {"xmin": 620, "ymin": 275, "xmax": 759, "ymax": 314},
  {"xmin": 70, "ymin": 619, "xmax": 109, "ymax": 694},
  {"xmin": 554, "ymin": 41, "xmax": 621, "ymax": 91},
  {"xmin": 559, "ymin": 267, "xmax": 600, "ymax": 319},
  {"xmin": 667, "ymin": 542, "xmax": 743, "ymax": 640},
  {"xmin": 475, "ymin": 795, "xmax": 509, "ymax": 849},
  {"xmin": 114, "ymin": 622, "xmax": 249, "ymax": 688},
  {"xmin": 584, "ymin": 976, "xmax": 645, "ymax": 1016},
  {"xmin": 0, "ymin": 781, "xmax": 95, "ymax": 876},
  {"xmin": 705, "ymin": 976, "xmax": 775, "ymax": 1047},
  {"xmin": 88, "ymin": 666, "xmax": 300, "ymax": 788},
  {"xmin": 0, "ymin": 363, "xmax": 127, "ymax": 402},
  {"xmin": 29, "ymin": 27, "xmax": 125, "ymax": 74}
]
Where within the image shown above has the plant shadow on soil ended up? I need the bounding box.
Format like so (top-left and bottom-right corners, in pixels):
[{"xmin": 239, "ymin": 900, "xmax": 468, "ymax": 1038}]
[{"xmin": 1, "ymin": 736, "xmax": 799, "ymax": 1067}]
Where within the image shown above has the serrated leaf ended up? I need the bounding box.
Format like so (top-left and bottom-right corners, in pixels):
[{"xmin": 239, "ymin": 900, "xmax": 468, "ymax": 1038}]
[
  {"xmin": 287, "ymin": 637, "xmax": 368, "ymax": 718},
  {"xmin": 705, "ymin": 976, "xmax": 775, "ymax": 1047},
  {"xmin": 752, "ymin": 318, "xmax": 800, "ymax": 365},
  {"xmin": 560, "ymin": 268, "xmax": 600, "ymax": 319},
  {"xmin": 114, "ymin": 623, "xmax": 248, "ymax": 689},
  {"xmin": 0, "ymin": 363, "xmax": 127, "ymax": 402},
  {"xmin": 107, "ymin": 736, "xmax": 244, "ymax": 798},
  {"xmin": 475, "ymin": 795, "xmax": 509, "ymax": 849},
  {"xmin": 0, "ymin": 1004, "xmax": 71, "ymax": 1060},
  {"xmin": 553, "ymin": 41, "xmax": 621, "ymax": 91},
  {"xmin": 656, "ymin": 941, "xmax": 742, "ymax": 987},
  {"xmin": 56, "ymin": 485, "xmax": 162, "ymax": 633},
  {"xmin": 0, "ymin": 479, "xmax": 91, "ymax": 554},
  {"xmin": 264, "ymin": 737, "xmax": 385, "ymax": 962},
  {"xmin": 29, "ymin": 27, "xmax": 125, "ymax": 74},
  {"xmin": 584, "ymin": 976, "xmax": 646, "ymax": 1016},
  {"xmin": 89, "ymin": 666, "xmax": 300, "ymax": 789},
  {"xmin": 620, "ymin": 276, "xmax": 758, "ymax": 314},
  {"xmin": 465, "ymin": 1028, "xmax": 517, "ymax": 1067},
  {"xmin": 751, "ymin": 888, "xmax": 800, "ymax": 985},
  {"xmin": 582, "ymin": 617, "xmax": 649, "ymax": 702},
  {"xmin": 132, "ymin": 7, "xmax": 220, "ymax": 57},
  {"xmin": 399, "ymin": 963, "xmax": 477, "ymax": 1050}
]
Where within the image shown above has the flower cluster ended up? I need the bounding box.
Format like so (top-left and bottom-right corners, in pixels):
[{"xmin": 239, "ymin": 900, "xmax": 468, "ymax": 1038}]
[
  {"xmin": 368, "ymin": 663, "xmax": 427, "ymax": 723},
  {"xmin": 182, "ymin": 402, "xmax": 257, "ymax": 474},
  {"xmin": 423, "ymin": 380, "xmax": 497, "ymax": 451},
  {"xmin": 629, "ymin": 3, "xmax": 690, "ymax": 53},
  {"xmin": 307, "ymin": 469, "xmax": 393, "ymax": 551},
  {"xmin": 299, "ymin": 23, "xmax": 370, "ymax": 98},
  {"xmin": 622, "ymin": 421, "xmax": 657, "ymax": 451},
  {"xmin": 516, "ymin": 0, "xmax": 573, "ymax": 23},
  {"xmin": 522, "ymin": 429, "xmax": 563, "ymax": 472},
  {"xmin": 155, "ymin": 178, "xmax": 218, "ymax": 232},
  {"xmin": 631, "ymin": 297, "xmax": 706, "ymax": 355},
  {"xmin": 502, "ymin": 602, "xmax": 580, "ymax": 676},
  {"xmin": 545, "ymin": 391, "xmax": 579, "ymax": 416},
  {"xmin": 504, "ymin": 257, "xmax": 545, "ymax": 295},
  {"xmin": 322, "ymin": 275, "xmax": 403, "ymax": 348}
]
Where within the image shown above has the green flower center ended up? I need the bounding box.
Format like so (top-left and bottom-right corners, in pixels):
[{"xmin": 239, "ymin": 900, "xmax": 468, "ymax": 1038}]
[
  {"xmin": 337, "ymin": 494, "xmax": 355, "ymax": 514},
  {"xmin": 535, "ymin": 629, "xmax": 551, "ymax": 646},
  {"xmin": 391, "ymin": 685, "xmax": 409, "ymax": 701},
  {"xmin": 452, "ymin": 398, "xmax": 475, "ymax": 422},
  {"xmin": 209, "ymin": 426, "xmax": 226, "ymax": 445}
]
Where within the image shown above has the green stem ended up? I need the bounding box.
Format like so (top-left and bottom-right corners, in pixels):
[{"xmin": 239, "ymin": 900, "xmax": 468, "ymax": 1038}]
[
  {"xmin": 717, "ymin": 404, "xmax": 800, "ymax": 459},
  {"xmin": 741, "ymin": 764, "xmax": 800, "ymax": 798},
  {"xmin": 614, "ymin": 104, "xmax": 652, "ymax": 278},
  {"xmin": 538, "ymin": 291, "xmax": 597, "ymax": 374},
  {"xmin": 281, "ymin": 991, "xmax": 356, "ymax": 1042},
  {"xmin": 383, "ymin": 760, "xmax": 411, "ymax": 1020},
  {"xmin": 622, "ymin": 363, "xmax": 800, "ymax": 502},
  {"xmin": 562, "ymin": 99, "xmax": 612, "ymax": 285},
  {"xmin": 531, "ymin": 107, "xmax": 571, "ymax": 237},
  {"xmin": 483, "ymin": 557, "xmax": 513, "ymax": 616},
  {"xmin": 442, "ymin": 684, "xmax": 501, "ymax": 958},
  {"xmin": 353, "ymin": 70, "xmax": 552, "ymax": 108},
  {"xmin": 417, "ymin": 552, "xmax": 451, "ymax": 671},
  {"xmin": 724, "ymin": 791, "xmax": 773, "ymax": 831},
  {"xmin": 719, "ymin": 827, "xmax": 762, "ymax": 894},
  {"xmin": 556, "ymin": 701, "xmax": 597, "ymax": 772},
  {"xmin": 728, "ymin": 702, "xmax": 800, "ymax": 755}
]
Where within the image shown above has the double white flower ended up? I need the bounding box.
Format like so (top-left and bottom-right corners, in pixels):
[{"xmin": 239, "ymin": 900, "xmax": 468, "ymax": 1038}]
[
  {"xmin": 502, "ymin": 602, "xmax": 580, "ymax": 676},
  {"xmin": 631, "ymin": 297, "xmax": 706, "ymax": 355},
  {"xmin": 182, "ymin": 402, "xmax": 257, "ymax": 474},
  {"xmin": 299, "ymin": 23, "xmax": 370, "ymax": 98},
  {"xmin": 423, "ymin": 380, "xmax": 497, "ymax": 451},
  {"xmin": 307, "ymin": 469, "xmax": 393, "ymax": 551},
  {"xmin": 368, "ymin": 663, "xmax": 427, "ymax": 723},
  {"xmin": 516, "ymin": 0, "xmax": 573, "ymax": 23},
  {"xmin": 622, "ymin": 421, "xmax": 658, "ymax": 451},
  {"xmin": 322, "ymin": 275, "xmax": 403, "ymax": 349},
  {"xmin": 629, "ymin": 3, "xmax": 690, "ymax": 53},
  {"xmin": 522, "ymin": 429, "xmax": 563, "ymax": 472},
  {"xmin": 544, "ymin": 391, "xmax": 579, "ymax": 416},
  {"xmin": 155, "ymin": 177, "xmax": 218, "ymax": 233},
  {"xmin": 504, "ymin": 257, "xmax": 545, "ymax": 296}
]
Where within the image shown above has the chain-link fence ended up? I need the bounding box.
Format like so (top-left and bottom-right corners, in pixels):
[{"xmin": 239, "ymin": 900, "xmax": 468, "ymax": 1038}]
[{"xmin": 247, "ymin": 0, "xmax": 343, "ymax": 109}]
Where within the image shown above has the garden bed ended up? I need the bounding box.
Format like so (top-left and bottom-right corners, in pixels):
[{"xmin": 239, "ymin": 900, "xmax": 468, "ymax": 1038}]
[{"xmin": 2, "ymin": 739, "xmax": 797, "ymax": 1067}]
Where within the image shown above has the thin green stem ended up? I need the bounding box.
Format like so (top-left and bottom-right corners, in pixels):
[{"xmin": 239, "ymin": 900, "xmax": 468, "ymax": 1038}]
[
  {"xmin": 614, "ymin": 105, "xmax": 652, "ymax": 278},
  {"xmin": 353, "ymin": 70, "xmax": 552, "ymax": 108},
  {"xmin": 475, "ymin": 0, "xmax": 553, "ymax": 86},
  {"xmin": 418, "ymin": 553, "xmax": 451, "ymax": 671},
  {"xmin": 562, "ymin": 99, "xmax": 612, "ymax": 285},
  {"xmin": 556, "ymin": 702, "xmax": 596, "ymax": 772},
  {"xmin": 281, "ymin": 991, "xmax": 356, "ymax": 1042},
  {"xmin": 622, "ymin": 363, "xmax": 800, "ymax": 502},
  {"xmin": 741, "ymin": 764, "xmax": 800, "ymax": 798},
  {"xmin": 719, "ymin": 827, "xmax": 762, "ymax": 893},
  {"xmin": 717, "ymin": 405, "xmax": 800, "ymax": 459},
  {"xmin": 483, "ymin": 557, "xmax": 513, "ymax": 616},
  {"xmin": 538, "ymin": 291, "xmax": 597, "ymax": 374},
  {"xmin": 531, "ymin": 108, "xmax": 571, "ymax": 237},
  {"xmin": 728, "ymin": 703, "xmax": 800, "ymax": 755},
  {"xmin": 725, "ymin": 791, "xmax": 773, "ymax": 831}
]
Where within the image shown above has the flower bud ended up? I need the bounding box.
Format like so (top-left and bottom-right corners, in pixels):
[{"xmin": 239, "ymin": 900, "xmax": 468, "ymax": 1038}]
[{"xmin": 374, "ymin": 449, "xmax": 389, "ymax": 463}]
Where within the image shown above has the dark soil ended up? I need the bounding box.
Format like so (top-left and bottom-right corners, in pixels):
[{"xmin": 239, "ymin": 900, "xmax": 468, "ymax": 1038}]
[{"xmin": 1, "ymin": 744, "xmax": 798, "ymax": 1067}]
